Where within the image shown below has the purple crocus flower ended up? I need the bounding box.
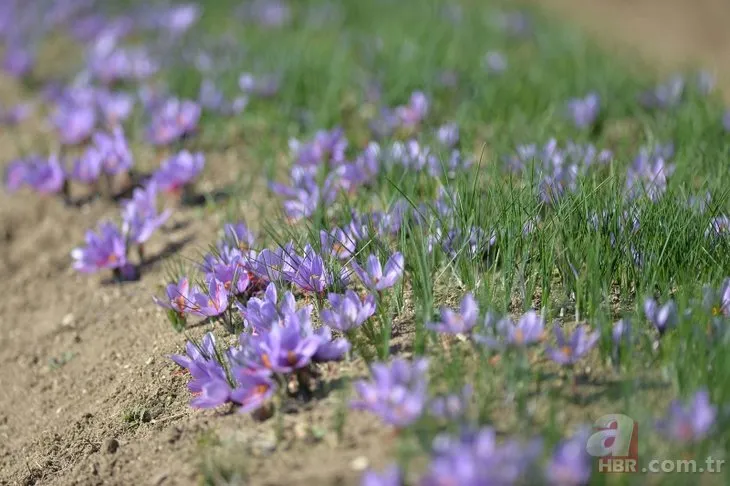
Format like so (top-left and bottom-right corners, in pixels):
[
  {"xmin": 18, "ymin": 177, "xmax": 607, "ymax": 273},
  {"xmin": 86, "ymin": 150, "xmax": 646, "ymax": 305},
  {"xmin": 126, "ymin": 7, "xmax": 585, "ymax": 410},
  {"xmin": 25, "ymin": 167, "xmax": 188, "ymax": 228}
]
[
  {"xmin": 236, "ymin": 282, "xmax": 296, "ymax": 333},
  {"xmin": 643, "ymin": 297, "xmax": 678, "ymax": 335},
  {"xmin": 246, "ymin": 310, "xmax": 321, "ymax": 373},
  {"xmin": 350, "ymin": 252, "xmax": 404, "ymax": 292},
  {"xmin": 207, "ymin": 258, "xmax": 251, "ymax": 295},
  {"xmin": 154, "ymin": 277, "xmax": 199, "ymax": 315},
  {"xmin": 312, "ymin": 325, "xmax": 351, "ymax": 362},
  {"xmin": 160, "ymin": 3, "xmax": 200, "ymax": 34},
  {"xmin": 483, "ymin": 50, "xmax": 507, "ymax": 74},
  {"xmin": 4, "ymin": 160, "xmax": 28, "ymax": 192},
  {"xmin": 427, "ymin": 293, "xmax": 479, "ymax": 334},
  {"xmin": 351, "ymin": 358, "xmax": 429, "ymax": 427},
  {"xmin": 545, "ymin": 427, "xmax": 592, "ymax": 486},
  {"xmin": 52, "ymin": 102, "xmax": 97, "ymax": 145},
  {"xmin": 640, "ymin": 76, "xmax": 684, "ymax": 110},
  {"xmin": 3, "ymin": 46, "xmax": 34, "ymax": 78},
  {"xmin": 238, "ymin": 72, "xmax": 280, "ymax": 97},
  {"xmin": 97, "ymin": 90, "xmax": 134, "ymax": 126},
  {"xmin": 321, "ymin": 290, "xmax": 376, "ymax": 332},
  {"xmin": 121, "ymin": 183, "xmax": 172, "ymax": 245},
  {"xmin": 545, "ymin": 324, "xmax": 599, "ymax": 365},
  {"xmin": 395, "ymin": 91, "xmax": 428, "ymax": 128},
  {"xmin": 626, "ymin": 149, "xmax": 675, "ymax": 202},
  {"xmin": 71, "ymin": 221, "xmax": 127, "ymax": 273},
  {"xmin": 170, "ymin": 332, "xmax": 232, "ymax": 409},
  {"xmin": 476, "ymin": 310, "xmax": 546, "ymax": 349},
  {"xmin": 707, "ymin": 216, "xmax": 730, "ymax": 239},
  {"xmin": 567, "ymin": 93, "xmax": 600, "ymax": 129},
  {"xmin": 223, "ymin": 222, "xmax": 256, "ymax": 251},
  {"xmin": 71, "ymin": 148, "xmax": 102, "ymax": 184},
  {"xmin": 436, "ymin": 122, "xmax": 459, "ymax": 148},
  {"xmin": 93, "ymin": 126, "xmax": 133, "ymax": 176},
  {"xmin": 361, "ymin": 465, "xmax": 402, "ymax": 486},
  {"xmin": 189, "ymin": 278, "xmax": 230, "ymax": 318},
  {"xmin": 320, "ymin": 227, "xmax": 356, "ymax": 261},
  {"xmin": 284, "ymin": 245, "xmax": 332, "ymax": 293},
  {"xmin": 0, "ymin": 102, "xmax": 33, "ymax": 125},
  {"xmin": 421, "ymin": 427, "xmax": 543, "ymax": 485},
  {"xmin": 289, "ymin": 127, "xmax": 348, "ymax": 167},
  {"xmin": 655, "ymin": 389, "xmax": 716, "ymax": 443},
  {"xmin": 152, "ymin": 150, "xmax": 205, "ymax": 193},
  {"xmin": 697, "ymin": 71, "xmax": 715, "ymax": 95},
  {"xmin": 429, "ymin": 384, "xmax": 472, "ymax": 420},
  {"xmin": 248, "ymin": 243, "xmax": 296, "ymax": 283},
  {"xmin": 25, "ymin": 154, "xmax": 66, "ymax": 194},
  {"xmin": 230, "ymin": 372, "xmax": 277, "ymax": 413},
  {"xmin": 702, "ymin": 279, "xmax": 730, "ymax": 318},
  {"xmin": 723, "ymin": 110, "xmax": 730, "ymax": 133},
  {"xmin": 146, "ymin": 98, "xmax": 201, "ymax": 145},
  {"xmin": 611, "ymin": 319, "xmax": 631, "ymax": 364}
]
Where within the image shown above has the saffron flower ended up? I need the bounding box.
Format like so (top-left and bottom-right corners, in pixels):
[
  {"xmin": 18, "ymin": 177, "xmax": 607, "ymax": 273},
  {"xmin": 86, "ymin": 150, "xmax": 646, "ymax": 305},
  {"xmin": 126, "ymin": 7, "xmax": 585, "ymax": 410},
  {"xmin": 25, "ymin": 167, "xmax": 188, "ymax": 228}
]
[
  {"xmin": 320, "ymin": 227, "xmax": 356, "ymax": 261},
  {"xmin": 429, "ymin": 384, "xmax": 472, "ymax": 420},
  {"xmin": 146, "ymin": 98, "xmax": 201, "ymax": 145},
  {"xmin": 321, "ymin": 290, "xmax": 376, "ymax": 332},
  {"xmin": 611, "ymin": 319, "xmax": 631, "ymax": 365},
  {"xmin": 350, "ymin": 252, "xmax": 404, "ymax": 292},
  {"xmin": 238, "ymin": 72, "xmax": 280, "ymax": 97},
  {"xmin": 395, "ymin": 91, "xmax": 428, "ymax": 128},
  {"xmin": 22, "ymin": 155, "xmax": 66, "ymax": 194},
  {"xmin": 361, "ymin": 465, "xmax": 402, "ymax": 486},
  {"xmin": 230, "ymin": 372, "xmax": 277, "ymax": 413},
  {"xmin": 246, "ymin": 310, "xmax": 324, "ymax": 373},
  {"xmin": 655, "ymin": 389, "xmax": 716, "ymax": 443},
  {"xmin": 71, "ymin": 149, "xmax": 102, "ymax": 184},
  {"xmin": 546, "ymin": 428, "xmax": 592, "ymax": 486},
  {"xmin": 71, "ymin": 221, "xmax": 127, "ymax": 273},
  {"xmin": 154, "ymin": 277, "xmax": 199, "ymax": 315},
  {"xmin": 169, "ymin": 332, "xmax": 232, "ymax": 409},
  {"xmin": 97, "ymin": 90, "xmax": 135, "ymax": 126},
  {"xmin": 436, "ymin": 122, "xmax": 459, "ymax": 148},
  {"xmin": 626, "ymin": 147, "xmax": 675, "ymax": 201},
  {"xmin": 121, "ymin": 183, "xmax": 172, "ymax": 245},
  {"xmin": 3, "ymin": 46, "xmax": 34, "ymax": 78},
  {"xmin": 289, "ymin": 127, "xmax": 348, "ymax": 167},
  {"xmin": 640, "ymin": 75, "xmax": 684, "ymax": 110},
  {"xmin": 702, "ymin": 279, "xmax": 730, "ymax": 318},
  {"xmin": 567, "ymin": 93, "xmax": 600, "ymax": 129},
  {"xmin": 93, "ymin": 126, "xmax": 133, "ymax": 176},
  {"xmin": 4, "ymin": 160, "xmax": 28, "ymax": 192},
  {"xmin": 52, "ymin": 102, "xmax": 97, "ymax": 145},
  {"xmin": 421, "ymin": 427, "xmax": 542, "ymax": 485},
  {"xmin": 707, "ymin": 216, "xmax": 730, "ymax": 239},
  {"xmin": 207, "ymin": 258, "xmax": 251, "ymax": 295},
  {"xmin": 312, "ymin": 325, "xmax": 351, "ymax": 362},
  {"xmin": 643, "ymin": 297, "xmax": 678, "ymax": 335},
  {"xmin": 545, "ymin": 324, "xmax": 599, "ymax": 365},
  {"xmin": 283, "ymin": 245, "xmax": 332, "ymax": 293},
  {"xmin": 351, "ymin": 358, "xmax": 429, "ymax": 427},
  {"xmin": 476, "ymin": 310, "xmax": 546, "ymax": 349},
  {"xmin": 236, "ymin": 282, "xmax": 295, "ymax": 333},
  {"xmin": 152, "ymin": 150, "xmax": 205, "ymax": 192},
  {"xmin": 223, "ymin": 222, "xmax": 256, "ymax": 252},
  {"xmin": 483, "ymin": 50, "xmax": 507, "ymax": 74},
  {"xmin": 189, "ymin": 278, "xmax": 230, "ymax": 317},
  {"xmin": 427, "ymin": 293, "xmax": 480, "ymax": 334}
]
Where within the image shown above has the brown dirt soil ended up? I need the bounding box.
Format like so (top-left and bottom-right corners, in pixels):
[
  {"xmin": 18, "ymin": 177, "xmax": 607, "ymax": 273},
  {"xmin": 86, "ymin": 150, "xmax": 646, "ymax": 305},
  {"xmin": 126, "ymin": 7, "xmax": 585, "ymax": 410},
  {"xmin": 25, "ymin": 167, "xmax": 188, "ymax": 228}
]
[{"xmin": 536, "ymin": 0, "xmax": 730, "ymax": 101}]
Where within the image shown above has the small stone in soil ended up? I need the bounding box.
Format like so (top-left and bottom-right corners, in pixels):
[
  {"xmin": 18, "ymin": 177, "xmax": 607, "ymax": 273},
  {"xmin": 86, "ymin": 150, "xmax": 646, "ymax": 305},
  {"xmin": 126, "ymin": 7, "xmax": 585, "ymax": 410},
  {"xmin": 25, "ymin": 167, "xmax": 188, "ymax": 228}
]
[{"xmin": 104, "ymin": 438, "xmax": 119, "ymax": 454}]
